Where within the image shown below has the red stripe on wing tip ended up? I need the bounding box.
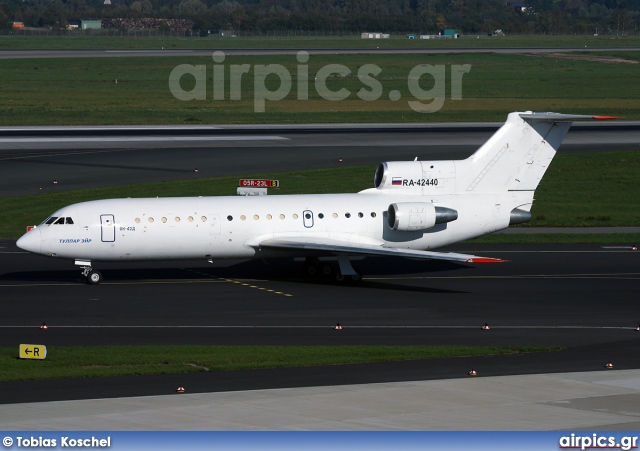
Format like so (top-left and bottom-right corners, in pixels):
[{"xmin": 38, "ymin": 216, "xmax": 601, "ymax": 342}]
[
  {"xmin": 466, "ymin": 258, "xmax": 509, "ymax": 263},
  {"xmin": 592, "ymin": 115, "xmax": 619, "ymax": 120}
]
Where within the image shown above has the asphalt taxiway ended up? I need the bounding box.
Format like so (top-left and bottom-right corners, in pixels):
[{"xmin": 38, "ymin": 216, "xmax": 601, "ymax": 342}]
[{"xmin": 1, "ymin": 240, "xmax": 638, "ymax": 408}]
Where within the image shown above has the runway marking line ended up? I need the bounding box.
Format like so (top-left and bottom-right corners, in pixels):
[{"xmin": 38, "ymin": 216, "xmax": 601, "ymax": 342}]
[
  {"xmin": 0, "ymin": 279, "xmax": 234, "ymax": 287},
  {"xmin": 0, "ymin": 325, "xmax": 634, "ymax": 330},
  {"xmin": 180, "ymin": 268, "xmax": 294, "ymax": 297},
  {"xmin": 366, "ymin": 272, "xmax": 640, "ymax": 281},
  {"xmin": 2, "ymin": 272, "xmax": 638, "ymax": 287}
]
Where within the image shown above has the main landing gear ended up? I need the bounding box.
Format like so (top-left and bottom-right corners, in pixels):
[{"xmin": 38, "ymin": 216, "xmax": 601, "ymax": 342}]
[
  {"xmin": 303, "ymin": 257, "xmax": 362, "ymax": 283},
  {"xmin": 76, "ymin": 259, "xmax": 102, "ymax": 285}
]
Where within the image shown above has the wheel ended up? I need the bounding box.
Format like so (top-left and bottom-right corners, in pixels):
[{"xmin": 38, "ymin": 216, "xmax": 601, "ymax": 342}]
[
  {"xmin": 350, "ymin": 272, "xmax": 362, "ymax": 282},
  {"xmin": 335, "ymin": 273, "xmax": 344, "ymax": 282},
  {"xmin": 87, "ymin": 269, "xmax": 102, "ymax": 285},
  {"xmin": 322, "ymin": 263, "xmax": 333, "ymax": 276},
  {"xmin": 305, "ymin": 265, "xmax": 317, "ymax": 276}
]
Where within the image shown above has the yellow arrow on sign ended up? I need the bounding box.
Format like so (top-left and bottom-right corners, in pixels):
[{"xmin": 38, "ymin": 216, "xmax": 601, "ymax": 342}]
[{"xmin": 19, "ymin": 344, "xmax": 47, "ymax": 360}]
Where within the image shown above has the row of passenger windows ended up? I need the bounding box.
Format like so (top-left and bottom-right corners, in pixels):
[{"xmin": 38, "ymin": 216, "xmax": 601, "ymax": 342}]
[{"xmin": 133, "ymin": 212, "xmax": 379, "ymax": 224}]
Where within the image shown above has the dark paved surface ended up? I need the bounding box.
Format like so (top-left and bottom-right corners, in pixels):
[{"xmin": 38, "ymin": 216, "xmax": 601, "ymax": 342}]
[
  {"xmin": 1, "ymin": 240, "xmax": 638, "ymax": 404},
  {"xmin": 2, "ymin": 124, "xmax": 639, "ymax": 197}
]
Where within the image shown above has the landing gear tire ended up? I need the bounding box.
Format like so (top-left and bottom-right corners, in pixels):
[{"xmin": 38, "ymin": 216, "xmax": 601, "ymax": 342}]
[
  {"xmin": 335, "ymin": 273, "xmax": 345, "ymax": 282},
  {"xmin": 87, "ymin": 269, "xmax": 102, "ymax": 285},
  {"xmin": 321, "ymin": 264, "xmax": 333, "ymax": 276},
  {"xmin": 305, "ymin": 265, "xmax": 317, "ymax": 276},
  {"xmin": 350, "ymin": 272, "xmax": 362, "ymax": 283}
]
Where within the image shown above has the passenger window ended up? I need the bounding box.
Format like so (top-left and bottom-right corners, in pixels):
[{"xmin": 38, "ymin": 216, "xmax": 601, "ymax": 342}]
[
  {"xmin": 227, "ymin": 215, "xmax": 233, "ymax": 221},
  {"xmin": 318, "ymin": 213, "xmax": 324, "ymax": 219},
  {"xmin": 345, "ymin": 213, "xmax": 351, "ymax": 218},
  {"xmin": 135, "ymin": 218, "xmax": 141, "ymax": 224},
  {"xmin": 267, "ymin": 214, "xmax": 272, "ymax": 220},
  {"xmin": 358, "ymin": 212, "xmax": 363, "ymax": 218},
  {"xmin": 65, "ymin": 217, "xmax": 74, "ymax": 224},
  {"xmin": 371, "ymin": 212, "xmax": 377, "ymax": 218},
  {"xmin": 332, "ymin": 213, "xmax": 338, "ymax": 218},
  {"xmin": 292, "ymin": 213, "xmax": 298, "ymax": 219},
  {"xmin": 279, "ymin": 214, "xmax": 285, "ymax": 220}
]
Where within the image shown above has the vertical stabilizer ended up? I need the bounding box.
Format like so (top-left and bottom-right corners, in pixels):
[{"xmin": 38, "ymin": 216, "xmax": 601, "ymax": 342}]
[{"xmin": 461, "ymin": 112, "xmax": 599, "ymax": 194}]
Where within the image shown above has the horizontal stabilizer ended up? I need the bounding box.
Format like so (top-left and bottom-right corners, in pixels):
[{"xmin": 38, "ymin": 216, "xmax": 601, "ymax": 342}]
[
  {"xmin": 258, "ymin": 237, "xmax": 507, "ymax": 264},
  {"xmin": 518, "ymin": 112, "xmax": 619, "ymax": 121}
]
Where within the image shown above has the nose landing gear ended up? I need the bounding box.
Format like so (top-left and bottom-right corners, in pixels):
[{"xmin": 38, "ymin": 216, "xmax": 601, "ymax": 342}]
[{"xmin": 76, "ymin": 259, "xmax": 102, "ymax": 285}]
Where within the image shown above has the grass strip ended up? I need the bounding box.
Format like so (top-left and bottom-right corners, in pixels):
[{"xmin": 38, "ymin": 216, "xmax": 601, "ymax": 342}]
[
  {"xmin": 1, "ymin": 345, "xmax": 561, "ymax": 382},
  {"xmin": 0, "ymin": 51, "xmax": 638, "ymax": 125}
]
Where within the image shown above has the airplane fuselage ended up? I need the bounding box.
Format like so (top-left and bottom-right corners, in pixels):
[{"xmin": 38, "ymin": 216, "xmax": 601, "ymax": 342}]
[
  {"xmin": 23, "ymin": 191, "xmax": 517, "ymax": 262},
  {"xmin": 18, "ymin": 112, "xmax": 609, "ymax": 284}
]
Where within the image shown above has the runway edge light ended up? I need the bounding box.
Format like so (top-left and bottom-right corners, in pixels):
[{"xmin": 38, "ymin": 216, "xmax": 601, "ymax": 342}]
[{"xmin": 19, "ymin": 344, "xmax": 47, "ymax": 360}]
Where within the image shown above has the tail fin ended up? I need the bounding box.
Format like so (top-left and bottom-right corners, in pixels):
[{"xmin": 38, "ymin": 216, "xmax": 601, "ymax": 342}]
[{"xmin": 462, "ymin": 112, "xmax": 611, "ymax": 194}]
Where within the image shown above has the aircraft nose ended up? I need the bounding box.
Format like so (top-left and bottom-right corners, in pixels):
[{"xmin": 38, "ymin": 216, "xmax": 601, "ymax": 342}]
[{"xmin": 17, "ymin": 228, "xmax": 41, "ymax": 254}]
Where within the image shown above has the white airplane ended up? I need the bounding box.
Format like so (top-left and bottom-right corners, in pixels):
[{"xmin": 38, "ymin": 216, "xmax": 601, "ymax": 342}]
[{"xmin": 16, "ymin": 112, "xmax": 613, "ymax": 284}]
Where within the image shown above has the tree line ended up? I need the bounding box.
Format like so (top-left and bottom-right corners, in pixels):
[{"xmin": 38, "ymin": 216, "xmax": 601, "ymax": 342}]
[{"xmin": 0, "ymin": 0, "xmax": 638, "ymax": 35}]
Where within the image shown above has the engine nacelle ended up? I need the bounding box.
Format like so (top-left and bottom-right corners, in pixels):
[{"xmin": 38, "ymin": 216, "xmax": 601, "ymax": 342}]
[{"xmin": 388, "ymin": 203, "xmax": 458, "ymax": 231}]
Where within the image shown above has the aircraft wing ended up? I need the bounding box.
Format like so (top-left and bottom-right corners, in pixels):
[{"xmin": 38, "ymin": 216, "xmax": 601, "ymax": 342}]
[{"xmin": 258, "ymin": 237, "xmax": 507, "ymax": 263}]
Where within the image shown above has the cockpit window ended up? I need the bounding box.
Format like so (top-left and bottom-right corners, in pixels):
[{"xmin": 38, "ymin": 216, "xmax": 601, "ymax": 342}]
[
  {"xmin": 54, "ymin": 217, "xmax": 65, "ymax": 225},
  {"xmin": 65, "ymin": 217, "xmax": 74, "ymax": 224},
  {"xmin": 44, "ymin": 217, "xmax": 58, "ymax": 225}
]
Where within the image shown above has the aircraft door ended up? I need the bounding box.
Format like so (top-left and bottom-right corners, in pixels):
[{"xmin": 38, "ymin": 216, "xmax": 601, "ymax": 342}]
[
  {"xmin": 303, "ymin": 210, "xmax": 314, "ymax": 228},
  {"xmin": 100, "ymin": 214, "xmax": 115, "ymax": 242}
]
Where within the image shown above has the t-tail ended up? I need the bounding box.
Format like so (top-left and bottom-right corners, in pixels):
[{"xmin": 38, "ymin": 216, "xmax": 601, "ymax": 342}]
[
  {"xmin": 459, "ymin": 112, "xmax": 616, "ymax": 194},
  {"xmin": 371, "ymin": 112, "xmax": 616, "ymax": 224}
]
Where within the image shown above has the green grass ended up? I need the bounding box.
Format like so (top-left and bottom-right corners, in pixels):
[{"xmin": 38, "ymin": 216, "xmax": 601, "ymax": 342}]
[
  {"xmin": 0, "ymin": 51, "xmax": 638, "ymax": 125},
  {"xmin": 2, "ymin": 150, "xmax": 639, "ymax": 243},
  {"xmin": 2, "ymin": 345, "xmax": 560, "ymax": 382},
  {"xmin": 1, "ymin": 33, "xmax": 639, "ymax": 50}
]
